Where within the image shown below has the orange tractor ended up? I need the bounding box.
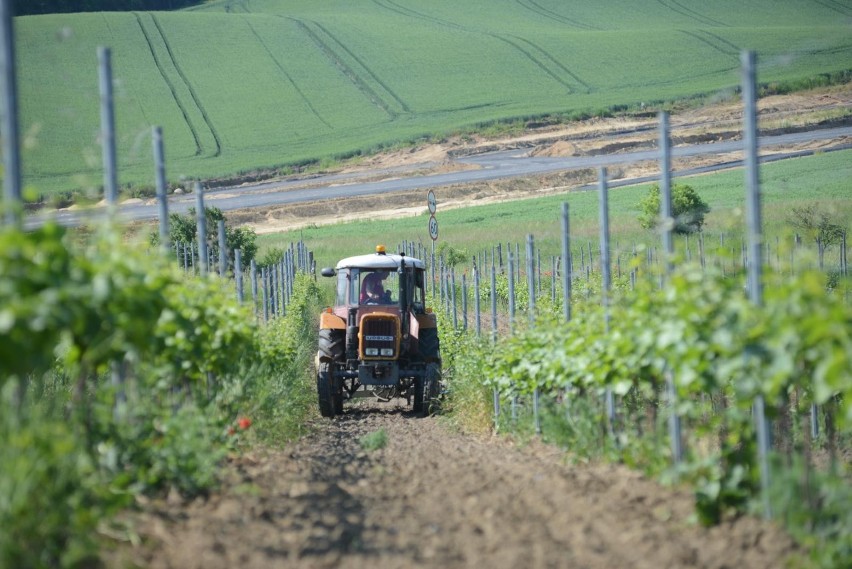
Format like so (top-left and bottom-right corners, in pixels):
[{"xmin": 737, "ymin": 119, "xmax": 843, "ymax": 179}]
[{"xmin": 316, "ymin": 246, "xmax": 441, "ymax": 417}]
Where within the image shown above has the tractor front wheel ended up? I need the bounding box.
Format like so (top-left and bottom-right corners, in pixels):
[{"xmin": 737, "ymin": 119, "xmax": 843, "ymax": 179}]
[
  {"xmin": 414, "ymin": 363, "xmax": 441, "ymax": 417},
  {"xmin": 317, "ymin": 361, "xmax": 340, "ymax": 418}
]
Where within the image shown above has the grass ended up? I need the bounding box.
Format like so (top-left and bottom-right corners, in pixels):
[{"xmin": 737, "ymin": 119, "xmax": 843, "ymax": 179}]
[
  {"xmin": 16, "ymin": 0, "xmax": 852, "ymax": 195},
  {"xmin": 358, "ymin": 428, "xmax": 389, "ymax": 451},
  {"xmin": 259, "ymin": 148, "xmax": 852, "ymax": 270}
]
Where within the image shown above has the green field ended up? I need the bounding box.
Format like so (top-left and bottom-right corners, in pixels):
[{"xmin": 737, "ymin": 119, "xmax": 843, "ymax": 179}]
[
  {"xmin": 258, "ymin": 149, "xmax": 852, "ymax": 270},
  {"xmin": 16, "ymin": 0, "xmax": 852, "ymax": 195}
]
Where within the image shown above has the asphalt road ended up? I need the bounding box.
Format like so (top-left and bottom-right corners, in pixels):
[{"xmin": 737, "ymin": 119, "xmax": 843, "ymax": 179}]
[{"xmin": 27, "ymin": 125, "xmax": 852, "ymax": 229}]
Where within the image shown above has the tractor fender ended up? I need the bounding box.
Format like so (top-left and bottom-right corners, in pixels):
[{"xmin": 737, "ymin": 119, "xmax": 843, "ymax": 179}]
[
  {"xmin": 320, "ymin": 312, "xmax": 346, "ymax": 330},
  {"xmin": 415, "ymin": 313, "xmax": 438, "ymax": 329}
]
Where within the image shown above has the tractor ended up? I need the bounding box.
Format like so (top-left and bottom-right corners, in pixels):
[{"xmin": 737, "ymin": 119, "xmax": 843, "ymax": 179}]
[{"xmin": 316, "ymin": 245, "xmax": 441, "ymax": 417}]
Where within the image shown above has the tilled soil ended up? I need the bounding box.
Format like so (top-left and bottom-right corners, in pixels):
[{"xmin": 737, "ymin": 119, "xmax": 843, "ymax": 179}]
[{"xmin": 121, "ymin": 400, "xmax": 801, "ymax": 569}]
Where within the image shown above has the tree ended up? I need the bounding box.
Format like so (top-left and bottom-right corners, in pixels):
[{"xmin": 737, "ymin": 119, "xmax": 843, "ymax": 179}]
[
  {"xmin": 14, "ymin": 0, "xmax": 202, "ymax": 15},
  {"xmin": 787, "ymin": 205, "xmax": 846, "ymax": 269},
  {"xmin": 637, "ymin": 183, "xmax": 710, "ymax": 234},
  {"xmin": 157, "ymin": 206, "xmax": 257, "ymax": 269}
]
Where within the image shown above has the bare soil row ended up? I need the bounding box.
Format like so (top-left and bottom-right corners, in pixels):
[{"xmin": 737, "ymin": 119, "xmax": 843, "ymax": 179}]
[{"xmin": 118, "ymin": 400, "xmax": 800, "ymax": 569}]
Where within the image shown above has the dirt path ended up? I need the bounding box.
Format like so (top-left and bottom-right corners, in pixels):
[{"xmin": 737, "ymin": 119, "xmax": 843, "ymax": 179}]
[{"xmin": 122, "ymin": 401, "xmax": 800, "ymax": 569}]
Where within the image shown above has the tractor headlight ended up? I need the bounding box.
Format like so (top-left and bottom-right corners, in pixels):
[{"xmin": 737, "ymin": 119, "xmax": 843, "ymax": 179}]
[
  {"xmin": 380, "ymin": 348, "xmax": 394, "ymax": 357},
  {"xmin": 365, "ymin": 348, "xmax": 379, "ymax": 356}
]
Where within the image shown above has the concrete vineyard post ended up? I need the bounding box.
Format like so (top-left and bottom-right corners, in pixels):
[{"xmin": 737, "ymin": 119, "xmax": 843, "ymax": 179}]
[
  {"xmin": 250, "ymin": 259, "xmax": 258, "ymax": 317},
  {"xmin": 261, "ymin": 267, "xmax": 268, "ymax": 322},
  {"xmin": 562, "ymin": 202, "xmax": 572, "ymax": 322},
  {"xmin": 660, "ymin": 110, "xmax": 684, "ymax": 467},
  {"xmin": 0, "ymin": 0, "xmax": 21, "ymax": 226},
  {"xmin": 742, "ymin": 49, "xmax": 772, "ymax": 519},
  {"xmin": 235, "ymin": 249, "xmax": 243, "ymax": 303},
  {"xmin": 98, "ymin": 46, "xmax": 118, "ymax": 207},
  {"xmin": 599, "ymin": 167, "xmax": 616, "ymax": 436},
  {"xmin": 195, "ymin": 183, "xmax": 208, "ymax": 275},
  {"xmin": 451, "ymin": 267, "xmax": 458, "ymax": 330},
  {"xmin": 508, "ymin": 252, "xmax": 516, "ymax": 332},
  {"xmin": 218, "ymin": 220, "xmax": 227, "ymax": 278},
  {"xmin": 474, "ymin": 260, "xmax": 482, "ymax": 338},
  {"xmin": 526, "ymin": 234, "xmax": 541, "ymax": 435},
  {"xmin": 462, "ymin": 274, "xmax": 468, "ymax": 331},
  {"xmin": 490, "ymin": 263, "xmax": 497, "ymax": 344},
  {"xmin": 153, "ymin": 126, "xmax": 170, "ymax": 250}
]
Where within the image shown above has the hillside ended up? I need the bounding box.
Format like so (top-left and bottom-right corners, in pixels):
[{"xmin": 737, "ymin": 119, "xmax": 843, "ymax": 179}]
[{"xmin": 16, "ymin": 0, "xmax": 852, "ymax": 195}]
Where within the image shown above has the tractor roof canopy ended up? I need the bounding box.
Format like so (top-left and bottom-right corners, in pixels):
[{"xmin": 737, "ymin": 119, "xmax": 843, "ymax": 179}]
[{"xmin": 335, "ymin": 252, "xmax": 426, "ymax": 271}]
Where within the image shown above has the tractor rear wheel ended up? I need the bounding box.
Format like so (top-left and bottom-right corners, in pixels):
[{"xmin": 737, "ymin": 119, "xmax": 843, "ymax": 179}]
[{"xmin": 417, "ymin": 327, "xmax": 440, "ymax": 361}]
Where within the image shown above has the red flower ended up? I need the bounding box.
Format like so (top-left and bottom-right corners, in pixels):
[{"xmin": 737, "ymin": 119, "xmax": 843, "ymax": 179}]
[{"xmin": 237, "ymin": 417, "xmax": 252, "ymax": 430}]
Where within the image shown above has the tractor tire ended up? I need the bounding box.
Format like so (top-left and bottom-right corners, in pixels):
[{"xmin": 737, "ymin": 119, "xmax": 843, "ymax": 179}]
[
  {"xmin": 418, "ymin": 327, "xmax": 441, "ymax": 362},
  {"xmin": 414, "ymin": 362, "xmax": 441, "ymax": 417},
  {"xmin": 413, "ymin": 376, "xmax": 425, "ymax": 415},
  {"xmin": 317, "ymin": 362, "xmax": 336, "ymax": 418},
  {"xmin": 318, "ymin": 328, "xmax": 345, "ymax": 362}
]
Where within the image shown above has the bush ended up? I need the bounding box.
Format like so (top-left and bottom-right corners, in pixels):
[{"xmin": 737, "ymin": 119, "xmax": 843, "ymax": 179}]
[
  {"xmin": 637, "ymin": 183, "xmax": 710, "ymax": 234},
  {"xmin": 0, "ymin": 384, "xmax": 116, "ymax": 569}
]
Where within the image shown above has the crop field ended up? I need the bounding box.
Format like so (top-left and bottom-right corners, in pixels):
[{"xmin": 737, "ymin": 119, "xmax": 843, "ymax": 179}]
[
  {"xmin": 16, "ymin": 0, "xmax": 852, "ymax": 195},
  {"xmin": 259, "ymin": 148, "xmax": 852, "ymax": 268}
]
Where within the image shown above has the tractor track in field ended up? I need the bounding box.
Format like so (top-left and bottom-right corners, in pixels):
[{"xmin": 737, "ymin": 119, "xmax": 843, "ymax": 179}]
[
  {"xmin": 678, "ymin": 30, "xmax": 739, "ymax": 59},
  {"xmin": 655, "ymin": 0, "xmax": 728, "ymax": 28},
  {"xmin": 514, "ymin": 0, "xmax": 600, "ymax": 31},
  {"xmin": 134, "ymin": 13, "xmax": 204, "ymax": 157},
  {"xmin": 116, "ymin": 400, "xmax": 800, "ymax": 569},
  {"xmin": 370, "ymin": 0, "xmax": 591, "ymax": 94},
  {"xmin": 243, "ymin": 18, "xmax": 332, "ymax": 130},
  {"xmin": 150, "ymin": 14, "xmax": 223, "ymax": 157},
  {"xmin": 290, "ymin": 17, "xmax": 403, "ymax": 120}
]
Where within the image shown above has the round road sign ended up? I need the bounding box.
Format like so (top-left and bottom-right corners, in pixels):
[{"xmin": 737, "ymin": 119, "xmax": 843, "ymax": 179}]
[
  {"xmin": 428, "ymin": 214, "xmax": 439, "ymax": 241},
  {"xmin": 427, "ymin": 190, "xmax": 437, "ymax": 214}
]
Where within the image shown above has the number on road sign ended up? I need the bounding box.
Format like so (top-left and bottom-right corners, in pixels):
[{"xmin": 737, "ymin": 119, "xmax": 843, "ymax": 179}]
[{"xmin": 428, "ymin": 215, "xmax": 438, "ymax": 241}]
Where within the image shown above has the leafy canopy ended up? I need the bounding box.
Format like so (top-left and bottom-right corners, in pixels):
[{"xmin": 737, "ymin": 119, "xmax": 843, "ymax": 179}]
[{"xmin": 637, "ymin": 183, "xmax": 710, "ymax": 234}]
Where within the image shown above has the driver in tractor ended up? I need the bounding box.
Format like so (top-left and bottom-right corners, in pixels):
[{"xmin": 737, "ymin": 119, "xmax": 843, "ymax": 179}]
[{"xmin": 360, "ymin": 270, "xmax": 391, "ymax": 304}]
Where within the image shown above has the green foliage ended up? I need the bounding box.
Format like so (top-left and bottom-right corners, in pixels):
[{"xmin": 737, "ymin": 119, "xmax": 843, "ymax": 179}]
[
  {"xmin": 161, "ymin": 206, "xmax": 258, "ymax": 268},
  {"xmin": 95, "ymin": 398, "xmax": 226, "ymax": 498},
  {"xmin": 436, "ymin": 310, "xmax": 494, "ymax": 434},
  {"xmin": 453, "ymin": 264, "xmax": 850, "ymax": 541},
  {"xmin": 0, "ymin": 221, "xmax": 324, "ymax": 563},
  {"xmin": 637, "ymin": 183, "xmax": 710, "ymax": 234},
  {"xmin": 769, "ymin": 455, "xmax": 852, "ymax": 567},
  {"xmin": 787, "ymin": 205, "xmax": 846, "ymax": 248},
  {"xmin": 0, "ymin": 385, "xmax": 111, "ymax": 569},
  {"xmin": 256, "ymin": 247, "xmax": 285, "ymax": 270},
  {"xmin": 247, "ymin": 274, "xmax": 324, "ymax": 443},
  {"xmin": 359, "ymin": 429, "xmax": 388, "ymax": 451},
  {"xmin": 437, "ymin": 242, "xmax": 469, "ymax": 268}
]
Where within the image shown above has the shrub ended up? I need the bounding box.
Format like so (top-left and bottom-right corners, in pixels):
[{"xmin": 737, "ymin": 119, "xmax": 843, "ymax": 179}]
[{"xmin": 637, "ymin": 183, "xmax": 710, "ymax": 234}]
